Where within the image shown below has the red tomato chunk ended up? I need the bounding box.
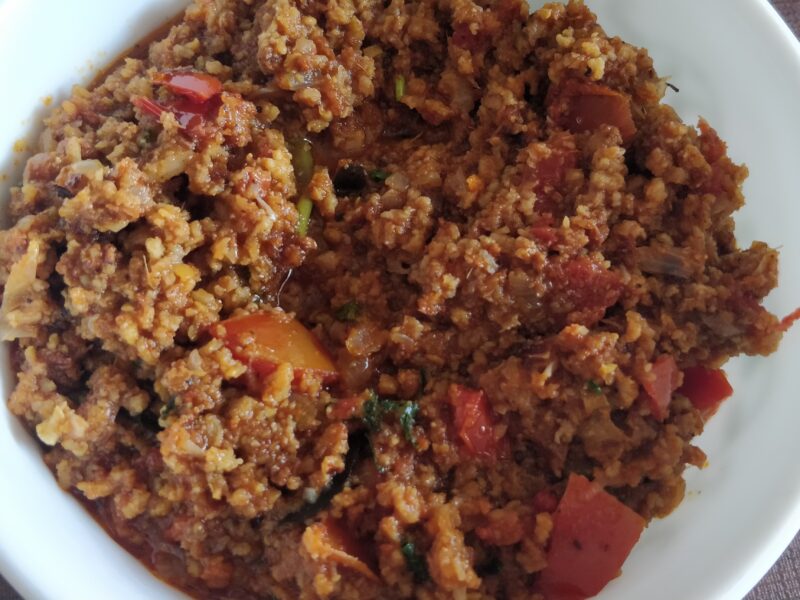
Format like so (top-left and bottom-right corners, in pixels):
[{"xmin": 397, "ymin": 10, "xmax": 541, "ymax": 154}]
[
  {"xmin": 154, "ymin": 70, "xmax": 223, "ymax": 102},
  {"xmin": 642, "ymin": 354, "xmax": 680, "ymax": 421},
  {"xmin": 537, "ymin": 474, "xmax": 645, "ymax": 600},
  {"xmin": 448, "ymin": 384, "xmax": 503, "ymax": 460},
  {"xmin": 778, "ymin": 307, "xmax": 800, "ymax": 333},
  {"xmin": 547, "ymin": 80, "xmax": 637, "ymax": 144},
  {"xmin": 133, "ymin": 71, "xmax": 223, "ymax": 132},
  {"xmin": 546, "ymin": 256, "xmax": 623, "ymax": 327},
  {"xmin": 133, "ymin": 95, "xmax": 215, "ymax": 130},
  {"xmin": 678, "ymin": 367, "xmax": 733, "ymax": 419}
]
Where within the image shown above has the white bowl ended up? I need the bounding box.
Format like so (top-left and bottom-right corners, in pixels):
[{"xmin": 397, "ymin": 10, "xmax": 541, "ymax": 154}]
[{"xmin": 1, "ymin": 1, "xmax": 799, "ymax": 599}]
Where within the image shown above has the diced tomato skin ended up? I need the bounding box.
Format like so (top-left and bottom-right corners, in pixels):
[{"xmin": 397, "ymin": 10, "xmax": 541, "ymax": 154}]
[
  {"xmin": 132, "ymin": 95, "xmax": 209, "ymax": 131},
  {"xmin": 448, "ymin": 384, "xmax": 502, "ymax": 460},
  {"xmin": 778, "ymin": 307, "xmax": 800, "ymax": 332},
  {"xmin": 133, "ymin": 71, "xmax": 223, "ymax": 135},
  {"xmin": 547, "ymin": 80, "xmax": 636, "ymax": 144},
  {"xmin": 642, "ymin": 355, "xmax": 680, "ymax": 421},
  {"xmin": 678, "ymin": 367, "xmax": 733, "ymax": 418},
  {"xmin": 537, "ymin": 474, "xmax": 645, "ymax": 600},
  {"xmin": 213, "ymin": 312, "xmax": 338, "ymax": 384},
  {"xmin": 153, "ymin": 71, "xmax": 223, "ymax": 103},
  {"xmin": 173, "ymin": 107, "xmax": 205, "ymax": 130},
  {"xmin": 132, "ymin": 96, "xmax": 166, "ymax": 118},
  {"xmin": 171, "ymin": 95, "xmax": 222, "ymax": 132}
]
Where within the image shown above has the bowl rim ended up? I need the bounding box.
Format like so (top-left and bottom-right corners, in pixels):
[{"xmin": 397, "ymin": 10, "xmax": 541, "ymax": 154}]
[{"xmin": 1, "ymin": 1, "xmax": 800, "ymax": 599}]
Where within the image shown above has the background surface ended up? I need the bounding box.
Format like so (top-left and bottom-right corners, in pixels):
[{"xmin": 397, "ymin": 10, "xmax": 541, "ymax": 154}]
[{"xmin": 1, "ymin": 1, "xmax": 799, "ymax": 599}]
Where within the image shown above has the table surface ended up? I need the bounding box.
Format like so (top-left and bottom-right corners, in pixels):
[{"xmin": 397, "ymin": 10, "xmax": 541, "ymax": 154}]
[{"xmin": 2, "ymin": 1, "xmax": 800, "ymax": 599}]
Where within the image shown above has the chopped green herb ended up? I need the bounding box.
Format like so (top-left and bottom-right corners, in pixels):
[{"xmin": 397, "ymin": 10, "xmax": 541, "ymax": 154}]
[
  {"xmin": 369, "ymin": 168, "xmax": 390, "ymax": 182},
  {"xmin": 296, "ymin": 196, "xmax": 313, "ymax": 236},
  {"xmin": 289, "ymin": 137, "xmax": 314, "ymax": 189},
  {"xmin": 586, "ymin": 380, "xmax": 603, "ymax": 395},
  {"xmin": 418, "ymin": 368, "xmax": 428, "ymax": 396},
  {"xmin": 160, "ymin": 397, "xmax": 177, "ymax": 419},
  {"xmin": 477, "ymin": 554, "xmax": 503, "ymax": 577},
  {"xmin": 363, "ymin": 391, "xmax": 421, "ymax": 450},
  {"xmin": 136, "ymin": 129, "xmax": 156, "ymax": 147},
  {"xmin": 362, "ymin": 390, "xmax": 394, "ymax": 432},
  {"xmin": 399, "ymin": 401, "xmax": 420, "ymax": 445},
  {"xmin": 401, "ymin": 540, "xmax": 429, "ymax": 582},
  {"xmin": 394, "ymin": 74, "xmax": 406, "ymax": 101},
  {"xmin": 368, "ymin": 437, "xmax": 388, "ymax": 474},
  {"xmin": 335, "ymin": 300, "xmax": 362, "ymax": 322}
]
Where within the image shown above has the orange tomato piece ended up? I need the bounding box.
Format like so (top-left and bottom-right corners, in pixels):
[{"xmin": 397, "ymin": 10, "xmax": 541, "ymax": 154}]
[
  {"xmin": 214, "ymin": 312, "xmax": 337, "ymax": 383},
  {"xmin": 537, "ymin": 474, "xmax": 645, "ymax": 600},
  {"xmin": 547, "ymin": 80, "xmax": 636, "ymax": 144},
  {"xmin": 302, "ymin": 517, "xmax": 378, "ymax": 580}
]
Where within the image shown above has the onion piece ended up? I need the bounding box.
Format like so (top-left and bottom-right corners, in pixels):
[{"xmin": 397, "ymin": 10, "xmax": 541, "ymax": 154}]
[
  {"xmin": 635, "ymin": 245, "xmax": 693, "ymax": 279},
  {"xmin": 69, "ymin": 159, "xmax": 105, "ymax": 182},
  {"xmin": 1, "ymin": 239, "xmax": 41, "ymax": 341}
]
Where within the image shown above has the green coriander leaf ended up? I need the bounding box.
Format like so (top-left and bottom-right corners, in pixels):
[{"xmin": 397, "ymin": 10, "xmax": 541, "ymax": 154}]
[
  {"xmin": 401, "ymin": 540, "xmax": 429, "ymax": 582},
  {"xmin": 335, "ymin": 300, "xmax": 362, "ymax": 322},
  {"xmin": 362, "ymin": 390, "xmax": 393, "ymax": 432},
  {"xmin": 586, "ymin": 380, "xmax": 603, "ymax": 395},
  {"xmin": 399, "ymin": 401, "xmax": 420, "ymax": 445},
  {"xmin": 160, "ymin": 397, "xmax": 177, "ymax": 419},
  {"xmin": 369, "ymin": 168, "xmax": 389, "ymax": 182}
]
